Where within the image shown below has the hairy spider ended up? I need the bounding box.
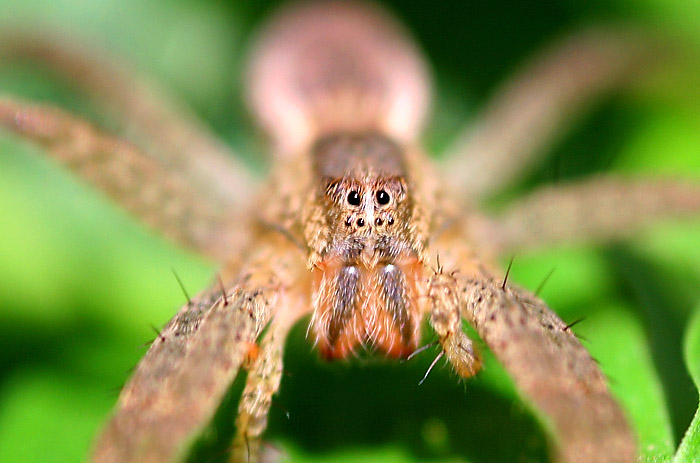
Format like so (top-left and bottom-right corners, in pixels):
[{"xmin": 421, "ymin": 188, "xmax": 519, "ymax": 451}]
[{"xmin": 1, "ymin": 1, "xmax": 700, "ymax": 463}]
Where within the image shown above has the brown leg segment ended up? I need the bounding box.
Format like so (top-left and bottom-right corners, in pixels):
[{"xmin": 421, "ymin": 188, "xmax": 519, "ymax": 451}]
[
  {"xmin": 92, "ymin": 233, "xmax": 307, "ymax": 463},
  {"xmin": 441, "ymin": 27, "xmax": 657, "ymax": 200},
  {"xmin": 479, "ymin": 176, "xmax": 700, "ymax": 255},
  {"xmin": 428, "ymin": 221, "xmax": 636, "ymax": 463},
  {"xmin": 458, "ymin": 276, "xmax": 636, "ymax": 463},
  {"xmin": 231, "ymin": 305, "xmax": 303, "ymax": 463},
  {"xmin": 0, "ymin": 96, "xmax": 245, "ymax": 260},
  {"xmin": 0, "ymin": 32, "xmax": 256, "ymax": 203},
  {"xmin": 92, "ymin": 282, "xmax": 276, "ymax": 463}
]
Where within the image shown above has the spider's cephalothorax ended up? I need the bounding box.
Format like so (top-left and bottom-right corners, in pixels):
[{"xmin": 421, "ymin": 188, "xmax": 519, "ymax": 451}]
[{"xmin": 306, "ymin": 132, "xmax": 426, "ymax": 358}]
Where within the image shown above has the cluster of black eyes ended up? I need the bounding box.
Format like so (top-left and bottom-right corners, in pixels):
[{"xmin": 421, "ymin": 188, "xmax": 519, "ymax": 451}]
[
  {"xmin": 345, "ymin": 216, "xmax": 394, "ymax": 228},
  {"xmin": 346, "ymin": 189, "xmax": 391, "ymax": 206}
]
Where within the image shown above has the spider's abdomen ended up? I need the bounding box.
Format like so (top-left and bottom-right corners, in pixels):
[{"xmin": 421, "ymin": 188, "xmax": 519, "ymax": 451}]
[
  {"xmin": 246, "ymin": 1, "xmax": 430, "ymax": 155},
  {"xmin": 311, "ymin": 254, "xmax": 424, "ymax": 359}
]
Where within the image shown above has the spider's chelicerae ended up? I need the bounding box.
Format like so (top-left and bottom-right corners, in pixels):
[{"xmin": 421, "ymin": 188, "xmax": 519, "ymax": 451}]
[{"xmin": 1, "ymin": 1, "xmax": 700, "ymax": 463}]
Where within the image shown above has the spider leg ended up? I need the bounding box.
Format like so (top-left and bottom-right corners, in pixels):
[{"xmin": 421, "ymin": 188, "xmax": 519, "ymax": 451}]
[
  {"xmin": 0, "ymin": 96, "xmax": 247, "ymax": 259},
  {"xmin": 231, "ymin": 300, "xmax": 305, "ymax": 463},
  {"xmin": 428, "ymin": 222, "xmax": 636, "ymax": 463},
  {"xmin": 440, "ymin": 27, "xmax": 657, "ymax": 200},
  {"xmin": 461, "ymin": 277, "xmax": 635, "ymax": 463},
  {"xmin": 0, "ymin": 32, "xmax": 256, "ymax": 203},
  {"xmin": 92, "ymin": 233, "xmax": 307, "ymax": 463},
  {"xmin": 475, "ymin": 176, "xmax": 700, "ymax": 255}
]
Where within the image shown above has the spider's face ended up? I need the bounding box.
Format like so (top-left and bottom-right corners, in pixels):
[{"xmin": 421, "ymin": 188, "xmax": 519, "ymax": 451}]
[{"xmin": 308, "ymin": 132, "xmax": 424, "ymax": 359}]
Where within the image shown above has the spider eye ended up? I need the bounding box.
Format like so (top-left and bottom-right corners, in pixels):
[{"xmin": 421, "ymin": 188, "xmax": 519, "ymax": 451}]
[
  {"xmin": 376, "ymin": 190, "xmax": 390, "ymax": 205},
  {"xmin": 347, "ymin": 191, "xmax": 361, "ymax": 206}
]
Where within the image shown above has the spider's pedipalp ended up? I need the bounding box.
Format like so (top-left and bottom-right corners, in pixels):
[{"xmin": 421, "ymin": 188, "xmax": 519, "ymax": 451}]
[
  {"xmin": 227, "ymin": 231, "xmax": 310, "ymax": 463},
  {"xmin": 427, "ymin": 270, "xmax": 481, "ymax": 379}
]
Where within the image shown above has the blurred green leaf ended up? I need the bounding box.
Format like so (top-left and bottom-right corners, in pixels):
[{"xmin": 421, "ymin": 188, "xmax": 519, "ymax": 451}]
[
  {"xmin": 585, "ymin": 302, "xmax": 675, "ymax": 461},
  {"xmin": 673, "ymin": 304, "xmax": 700, "ymax": 463}
]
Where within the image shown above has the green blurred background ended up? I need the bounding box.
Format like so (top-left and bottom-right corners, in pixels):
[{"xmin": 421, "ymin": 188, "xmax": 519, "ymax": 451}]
[{"xmin": 1, "ymin": 0, "xmax": 700, "ymax": 462}]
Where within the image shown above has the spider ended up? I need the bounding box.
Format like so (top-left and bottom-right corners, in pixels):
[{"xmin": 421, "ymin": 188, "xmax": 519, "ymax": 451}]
[{"xmin": 1, "ymin": 1, "xmax": 699, "ymax": 463}]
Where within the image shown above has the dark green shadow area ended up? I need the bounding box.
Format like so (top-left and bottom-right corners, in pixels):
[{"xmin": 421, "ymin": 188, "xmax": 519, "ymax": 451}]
[
  {"xmin": 0, "ymin": 307, "xmax": 154, "ymax": 462},
  {"xmin": 0, "ymin": 311, "xmax": 147, "ymax": 389},
  {"xmin": 188, "ymin": 322, "xmax": 550, "ymax": 463},
  {"xmin": 530, "ymin": 101, "xmax": 643, "ymax": 183}
]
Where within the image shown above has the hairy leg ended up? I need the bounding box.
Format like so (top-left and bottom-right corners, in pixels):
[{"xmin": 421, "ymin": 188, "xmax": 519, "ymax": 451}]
[
  {"xmin": 475, "ymin": 176, "xmax": 700, "ymax": 255},
  {"xmin": 231, "ymin": 300, "xmax": 306, "ymax": 463},
  {"xmin": 0, "ymin": 32, "xmax": 256, "ymax": 203},
  {"xmin": 460, "ymin": 276, "xmax": 635, "ymax": 463},
  {"xmin": 429, "ymin": 222, "xmax": 635, "ymax": 463},
  {"xmin": 441, "ymin": 27, "xmax": 657, "ymax": 200},
  {"xmin": 92, "ymin": 232, "xmax": 306, "ymax": 463},
  {"xmin": 0, "ymin": 96, "xmax": 245, "ymax": 259}
]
